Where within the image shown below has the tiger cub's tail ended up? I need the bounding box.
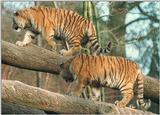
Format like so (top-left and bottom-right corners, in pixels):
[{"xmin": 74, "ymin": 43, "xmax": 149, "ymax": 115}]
[
  {"xmin": 99, "ymin": 41, "xmax": 112, "ymax": 54},
  {"xmin": 136, "ymin": 72, "xmax": 151, "ymax": 110},
  {"xmin": 88, "ymin": 38, "xmax": 112, "ymax": 55}
]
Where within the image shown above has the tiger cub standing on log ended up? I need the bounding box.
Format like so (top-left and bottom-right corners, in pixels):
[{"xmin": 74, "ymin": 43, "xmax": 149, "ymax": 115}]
[
  {"xmin": 60, "ymin": 54, "xmax": 151, "ymax": 110},
  {"xmin": 12, "ymin": 6, "xmax": 111, "ymax": 56}
]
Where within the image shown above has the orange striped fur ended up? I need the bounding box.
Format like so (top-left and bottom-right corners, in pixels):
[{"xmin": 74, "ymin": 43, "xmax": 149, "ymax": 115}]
[
  {"xmin": 12, "ymin": 6, "xmax": 111, "ymax": 56},
  {"xmin": 60, "ymin": 54, "xmax": 151, "ymax": 110}
]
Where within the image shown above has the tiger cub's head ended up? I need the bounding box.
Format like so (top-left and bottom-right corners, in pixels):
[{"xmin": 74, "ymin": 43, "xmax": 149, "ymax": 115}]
[
  {"xmin": 12, "ymin": 10, "xmax": 31, "ymax": 32},
  {"xmin": 60, "ymin": 58, "xmax": 75, "ymax": 82}
]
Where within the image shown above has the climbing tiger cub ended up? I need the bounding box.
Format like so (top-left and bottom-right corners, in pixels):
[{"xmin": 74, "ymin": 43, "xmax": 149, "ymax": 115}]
[
  {"xmin": 60, "ymin": 54, "xmax": 151, "ymax": 110},
  {"xmin": 12, "ymin": 6, "xmax": 111, "ymax": 56}
]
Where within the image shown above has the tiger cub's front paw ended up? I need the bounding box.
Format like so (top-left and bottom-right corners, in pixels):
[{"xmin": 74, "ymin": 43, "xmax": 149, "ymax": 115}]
[
  {"xmin": 16, "ymin": 41, "xmax": 27, "ymax": 47},
  {"xmin": 68, "ymin": 92, "xmax": 78, "ymax": 97},
  {"xmin": 51, "ymin": 45, "xmax": 57, "ymax": 51}
]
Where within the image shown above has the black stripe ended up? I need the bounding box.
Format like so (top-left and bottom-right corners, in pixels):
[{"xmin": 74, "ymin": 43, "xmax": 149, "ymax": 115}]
[
  {"xmin": 120, "ymin": 87, "xmax": 132, "ymax": 92},
  {"xmin": 78, "ymin": 54, "xmax": 84, "ymax": 75},
  {"xmin": 62, "ymin": 10, "xmax": 68, "ymax": 33},
  {"xmin": 100, "ymin": 56, "xmax": 103, "ymax": 67},
  {"xmin": 63, "ymin": 11, "xmax": 70, "ymax": 29},
  {"xmin": 69, "ymin": 44, "xmax": 79, "ymax": 48},
  {"xmin": 116, "ymin": 59, "xmax": 122, "ymax": 88},
  {"xmin": 113, "ymin": 58, "xmax": 118, "ymax": 85},
  {"xmin": 100, "ymin": 48, "xmax": 103, "ymax": 53},
  {"xmin": 95, "ymin": 44, "xmax": 100, "ymax": 51},
  {"xmin": 104, "ymin": 66, "xmax": 107, "ymax": 86},
  {"xmin": 70, "ymin": 15, "xmax": 80, "ymax": 32},
  {"xmin": 118, "ymin": 59, "xmax": 126, "ymax": 89},
  {"xmin": 30, "ymin": 7, "xmax": 37, "ymax": 11},
  {"xmin": 91, "ymin": 41, "xmax": 98, "ymax": 47},
  {"xmin": 117, "ymin": 62, "xmax": 125, "ymax": 89},
  {"xmin": 64, "ymin": 12, "xmax": 73, "ymax": 39},
  {"xmin": 89, "ymin": 38, "xmax": 96, "ymax": 42},
  {"xmin": 56, "ymin": 10, "xmax": 61, "ymax": 36},
  {"xmin": 67, "ymin": 12, "xmax": 77, "ymax": 33},
  {"xmin": 39, "ymin": 8, "xmax": 45, "ymax": 28},
  {"xmin": 68, "ymin": 41, "xmax": 80, "ymax": 45},
  {"xmin": 104, "ymin": 68, "xmax": 107, "ymax": 80},
  {"xmin": 59, "ymin": 10, "xmax": 64, "ymax": 37},
  {"xmin": 68, "ymin": 36, "xmax": 77, "ymax": 42},
  {"xmin": 109, "ymin": 58, "xmax": 115, "ymax": 84},
  {"xmin": 73, "ymin": 15, "xmax": 82, "ymax": 27}
]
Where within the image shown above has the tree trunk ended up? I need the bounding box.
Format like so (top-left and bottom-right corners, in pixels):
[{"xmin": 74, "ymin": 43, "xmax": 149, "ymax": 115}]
[
  {"xmin": 1, "ymin": 40, "xmax": 159, "ymax": 103},
  {"xmin": 148, "ymin": 40, "xmax": 159, "ymax": 79},
  {"xmin": 143, "ymin": 76, "xmax": 159, "ymax": 102},
  {"xmin": 107, "ymin": 2, "xmax": 127, "ymax": 56},
  {"xmin": 91, "ymin": 2, "xmax": 100, "ymax": 44},
  {"xmin": 2, "ymin": 80, "xmax": 155, "ymax": 114}
]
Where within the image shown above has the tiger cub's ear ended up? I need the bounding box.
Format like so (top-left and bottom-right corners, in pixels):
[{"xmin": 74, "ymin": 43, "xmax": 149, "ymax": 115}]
[
  {"xmin": 13, "ymin": 11, "xmax": 19, "ymax": 16},
  {"xmin": 60, "ymin": 63, "xmax": 64, "ymax": 69}
]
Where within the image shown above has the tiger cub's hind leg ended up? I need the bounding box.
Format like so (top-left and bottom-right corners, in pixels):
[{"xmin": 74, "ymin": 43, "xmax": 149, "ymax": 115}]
[
  {"xmin": 60, "ymin": 46, "xmax": 81, "ymax": 56},
  {"xmin": 115, "ymin": 84, "xmax": 134, "ymax": 108},
  {"xmin": 60, "ymin": 38, "xmax": 81, "ymax": 56}
]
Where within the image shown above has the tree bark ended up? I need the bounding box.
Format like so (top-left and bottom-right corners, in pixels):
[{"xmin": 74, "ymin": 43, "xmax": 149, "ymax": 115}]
[
  {"xmin": 107, "ymin": 2, "xmax": 127, "ymax": 57},
  {"xmin": 2, "ymin": 80, "xmax": 155, "ymax": 114},
  {"xmin": 144, "ymin": 76, "xmax": 159, "ymax": 103},
  {"xmin": 2, "ymin": 101, "xmax": 46, "ymax": 114},
  {"xmin": 2, "ymin": 40, "xmax": 71, "ymax": 74},
  {"xmin": 1, "ymin": 40, "xmax": 159, "ymax": 103}
]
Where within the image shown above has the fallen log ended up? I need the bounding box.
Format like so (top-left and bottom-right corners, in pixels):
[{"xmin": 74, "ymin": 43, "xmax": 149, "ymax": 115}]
[
  {"xmin": 2, "ymin": 40, "xmax": 159, "ymax": 103},
  {"xmin": 2, "ymin": 40, "xmax": 71, "ymax": 74},
  {"xmin": 2, "ymin": 101, "xmax": 46, "ymax": 114},
  {"xmin": 144, "ymin": 76, "xmax": 159, "ymax": 102},
  {"xmin": 2, "ymin": 80, "xmax": 155, "ymax": 114}
]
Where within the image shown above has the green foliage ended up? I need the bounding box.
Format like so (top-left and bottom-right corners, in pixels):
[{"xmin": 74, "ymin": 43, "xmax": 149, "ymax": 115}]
[{"xmin": 80, "ymin": 47, "xmax": 91, "ymax": 55}]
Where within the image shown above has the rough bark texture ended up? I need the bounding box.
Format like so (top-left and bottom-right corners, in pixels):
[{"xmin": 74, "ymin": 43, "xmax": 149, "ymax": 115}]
[
  {"xmin": 2, "ymin": 80, "xmax": 155, "ymax": 114},
  {"xmin": 107, "ymin": 2, "xmax": 127, "ymax": 57},
  {"xmin": 144, "ymin": 76, "xmax": 159, "ymax": 103},
  {"xmin": 2, "ymin": 40, "xmax": 159, "ymax": 103},
  {"xmin": 2, "ymin": 40, "xmax": 71, "ymax": 74},
  {"xmin": 2, "ymin": 101, "xmax": 46, "ymax": 114}
]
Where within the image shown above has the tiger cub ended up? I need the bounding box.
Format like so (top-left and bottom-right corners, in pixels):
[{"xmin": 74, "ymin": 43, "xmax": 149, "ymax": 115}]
[
  {"xmin": 60, "ymin": 54, "xmax": 151, "ymax": 110},
  {"xmin": 12, "ymin": 6, "xmax": 111, "ymax": 56}
]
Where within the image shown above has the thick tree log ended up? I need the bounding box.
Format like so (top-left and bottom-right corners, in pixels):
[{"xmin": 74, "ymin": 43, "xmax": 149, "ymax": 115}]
[
  {"xmin": 2, "ymin": 40, "xmax": 159, "ymax": 103},
  {"xmin": 144, "ymin": 76, "xmax": 159, "ymax": 102},
  {"xmin": 2, "ymin": 80, "xmax": 155, "ymax": 114},
  {"xmin": 2, "ymin": 101, "xmax": 46, "ymax": 114},
  {"xmin": 2, "ymin": 40, "xmax": 71, "ymax": 74}
]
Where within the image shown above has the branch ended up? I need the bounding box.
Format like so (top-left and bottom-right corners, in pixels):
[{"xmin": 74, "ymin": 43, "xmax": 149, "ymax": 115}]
[
  {"xmin": 2, "ymin": 40, "xmax": 159, "ymax": 103},
  {"xmin": 2, "ymin": 101, "xmax": 46, "ymax": 114},
  {"xmin": 144, "ymin": 76, "xmax": 159, "ymax": 102},
  {"xmin": 124, "ymin": 17, "xmax": 149, "ymax": 28},
  {"xmin": 2, "ymin": 80, "xmax": 155, "ymax": 114},
  {"xmin": 127, "ymin": 2, "xmax": 142, "ymax": 11},
  {"xmin": 2, "ymin": 40, "xmax": 71, "ymax": 74},
  {"xmin": 110, "ymin": 17, "xmax": 149, "ymax": 32},
  {"xmin": 137, "ymin": 5, "xmax": 159, "ymax": 23}
]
